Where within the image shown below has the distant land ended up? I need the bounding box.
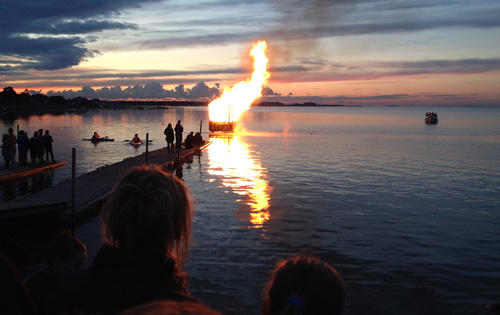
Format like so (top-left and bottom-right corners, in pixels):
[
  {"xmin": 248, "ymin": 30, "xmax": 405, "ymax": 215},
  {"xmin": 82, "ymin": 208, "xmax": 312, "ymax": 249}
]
[{"xmin": 0, "ymin": 86, "xmax": 352, "ymax": 119}]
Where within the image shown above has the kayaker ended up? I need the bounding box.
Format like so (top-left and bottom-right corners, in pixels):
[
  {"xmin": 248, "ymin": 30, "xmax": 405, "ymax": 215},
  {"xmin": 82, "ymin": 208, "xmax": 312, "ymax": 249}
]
[
  {"xmin": 131, "ymin": 134, "xmax": 141, "ymax": 144},
  {"xmin": 91, "ymin": 132, "xmax": 100, "ymax": 142}
]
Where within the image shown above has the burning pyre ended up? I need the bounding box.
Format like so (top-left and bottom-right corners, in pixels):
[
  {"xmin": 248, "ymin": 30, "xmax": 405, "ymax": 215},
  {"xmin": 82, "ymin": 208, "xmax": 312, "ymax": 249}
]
[{"xmin": 208, "ymin": 41, "xmax": 270, "ymax": 132}]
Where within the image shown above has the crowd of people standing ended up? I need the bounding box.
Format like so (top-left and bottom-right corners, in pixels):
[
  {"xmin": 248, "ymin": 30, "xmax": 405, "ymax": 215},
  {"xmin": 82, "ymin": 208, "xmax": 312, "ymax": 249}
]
[
  {"xmin": 164, "ymin": 120, "xmax": 203, "ymax": 152},
  {"xmin": 2, "ymin": 127, "xmax": 56, "ymax": 168}
]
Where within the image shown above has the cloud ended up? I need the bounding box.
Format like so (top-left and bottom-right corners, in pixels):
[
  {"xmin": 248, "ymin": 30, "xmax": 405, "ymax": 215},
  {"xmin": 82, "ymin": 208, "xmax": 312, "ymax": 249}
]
[
  {"xmin": 273, "ymin": 58, "xmax": 500, "ymax": 83},
  {"xmin": 0, "ymin": 0, "xmax": 159, "ymax": 71},
  {"xmin": 262, "ymin": 86, "xmax": 281, "ymax": 96},
  {"xmin": 45, "ymin": 81, "xmax": 222, "ymax": 101}
]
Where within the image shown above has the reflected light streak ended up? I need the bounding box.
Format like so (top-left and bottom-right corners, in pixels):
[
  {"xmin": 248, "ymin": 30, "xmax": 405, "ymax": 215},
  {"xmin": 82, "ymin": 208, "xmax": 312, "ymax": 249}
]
[{"xmin": 207, "ymin": 135, "xmax": 271, "ymax": 228}]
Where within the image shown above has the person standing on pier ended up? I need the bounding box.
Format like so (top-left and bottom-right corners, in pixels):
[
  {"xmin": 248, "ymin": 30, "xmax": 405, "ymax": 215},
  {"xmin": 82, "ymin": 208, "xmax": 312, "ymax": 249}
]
[
  {"xmin": 17, "ymin": 130, "xmax": 29, "ymax": 166},
  {"xmin": 43, "ymin": 130, "xmax": 55, "ymax": 163},
  {"xmin": 28, "ymin": 131, "xmax": 38, "ymax": 165},
  {"xmin": 175, "ymin": 120, "xmax": 183, "ymax": 151},
  {"xmin": 2, "ymin": 132, "xmax": 10, "ymax": 168},
  {"xmin": 3, "ymin": 128, "xmax": 17, "ymax": 168},
  {"xmin": 164, "ymin": 123, "xmax": 174, "ymax": 153},
  {"xmin": 37, "ymin": 129, "xmax": 45, "ymax": 163}
]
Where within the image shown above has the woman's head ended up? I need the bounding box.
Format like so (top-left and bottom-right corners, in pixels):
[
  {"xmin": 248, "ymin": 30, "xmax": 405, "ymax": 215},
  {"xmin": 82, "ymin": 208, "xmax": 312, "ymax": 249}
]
[
  {"xmin": 101, "ymin": 165, "xmax": 193, "ymax": 267},
  {"xmin": 263, "ymin": 255, "xmax": 345, "ymax": 315}
]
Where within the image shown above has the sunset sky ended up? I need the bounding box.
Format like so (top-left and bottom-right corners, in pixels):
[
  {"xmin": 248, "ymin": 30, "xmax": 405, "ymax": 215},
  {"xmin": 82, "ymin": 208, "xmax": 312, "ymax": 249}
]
[{"xmin": 1, "ymin": 0, "xmax": 499, "ymax": 105}]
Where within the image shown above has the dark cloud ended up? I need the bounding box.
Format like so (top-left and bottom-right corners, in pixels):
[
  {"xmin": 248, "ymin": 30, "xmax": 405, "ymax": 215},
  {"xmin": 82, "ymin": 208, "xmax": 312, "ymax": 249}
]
[
  {"xmin": 141, "ymin": 1, "xmax": 500, "ymax": 57},
  {"xmin": 0, "ymin": 0, "xmax": 159, "ymax": 71}
]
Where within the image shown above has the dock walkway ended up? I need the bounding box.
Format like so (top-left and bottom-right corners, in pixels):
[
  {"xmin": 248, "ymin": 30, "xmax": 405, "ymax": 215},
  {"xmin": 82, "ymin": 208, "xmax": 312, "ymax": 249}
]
[{"xmin": 0, "ymin": 142, "xmax": 210, "ymax": 220}]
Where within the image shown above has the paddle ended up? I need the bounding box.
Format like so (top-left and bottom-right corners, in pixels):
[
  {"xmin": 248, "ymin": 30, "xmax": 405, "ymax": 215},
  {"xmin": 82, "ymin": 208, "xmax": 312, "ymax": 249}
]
[{"xmin": 124, "ymin": 139, "xmax": 153, "ymax": 142}]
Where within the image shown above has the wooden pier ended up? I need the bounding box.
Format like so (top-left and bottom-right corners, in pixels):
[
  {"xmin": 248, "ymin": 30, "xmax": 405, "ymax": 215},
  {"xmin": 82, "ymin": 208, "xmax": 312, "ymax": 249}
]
[{"xmin": 0, "ymin": 142, "xmax": 211, "ymax": 221}]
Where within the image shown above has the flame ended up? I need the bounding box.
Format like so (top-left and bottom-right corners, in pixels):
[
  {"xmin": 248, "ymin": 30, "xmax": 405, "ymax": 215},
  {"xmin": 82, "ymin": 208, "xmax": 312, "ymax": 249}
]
[
  {"xmin": 208, "ymin": 41, "xmax": 270, "ymax": 123},
  {"xmin": 207, "ymin": 135, "xmax": 271, "ymax": 228}
]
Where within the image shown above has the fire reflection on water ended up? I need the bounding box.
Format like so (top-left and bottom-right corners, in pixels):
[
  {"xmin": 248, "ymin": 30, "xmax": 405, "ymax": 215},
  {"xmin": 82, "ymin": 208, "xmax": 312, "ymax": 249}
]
[{"xmin": 207, "ymin": 135, "xmax": 271, "ymax": 229}]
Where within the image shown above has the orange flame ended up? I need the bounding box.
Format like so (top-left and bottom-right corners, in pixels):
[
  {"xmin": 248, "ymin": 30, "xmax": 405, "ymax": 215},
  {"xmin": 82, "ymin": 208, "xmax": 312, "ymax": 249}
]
[{"xmin": 208, "ymin": 41, "xmax": 270, "ymax": 123}]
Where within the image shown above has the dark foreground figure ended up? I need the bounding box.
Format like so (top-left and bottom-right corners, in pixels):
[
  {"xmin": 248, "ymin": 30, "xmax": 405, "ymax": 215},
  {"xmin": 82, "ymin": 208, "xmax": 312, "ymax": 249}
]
[
  {"xmin": 58, "ymin": 165, "xmax": 208, "ymax": 314},
  {"xmin": 262, "ymin": 255, "xmax": 345, "ymax": 315}
]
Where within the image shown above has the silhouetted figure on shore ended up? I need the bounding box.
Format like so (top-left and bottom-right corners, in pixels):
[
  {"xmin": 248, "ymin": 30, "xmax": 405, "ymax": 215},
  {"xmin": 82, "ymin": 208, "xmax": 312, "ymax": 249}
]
[
  {"xmin": 164, "ymin": 123, "xmax": 174, "ymax": 153},
  {"xmin": 175, "ymin": 120, "xmax": 183, "ymax": 151},
  {"xmin": 262, "ymin": 255, "xmax": 345, "ymax": 315}
]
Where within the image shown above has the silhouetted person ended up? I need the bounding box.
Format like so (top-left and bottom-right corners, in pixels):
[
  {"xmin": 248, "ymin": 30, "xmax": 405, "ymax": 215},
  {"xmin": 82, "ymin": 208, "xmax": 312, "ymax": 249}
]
[
  {"xmin": 175, "ymin": 120, "xmax": 183, "ymax": 151},
  {"xmin": 60, "ymin": 165, "xmax": 197, "ymax": 314},
  {"xmin": 43, "ymin": 130, "xmax": 55, "ymax": 163},
  {"xmin": 2, "ymin": 128, "xmax": 17, "ymax": 168},
  {"xmin": 91, "ymin": 132, "xmax": 100, "ymax": 142},
  {"xmin": 28, "ymin": 131, "xmax": 38, "ymax": 165},
  {"xmin": 17, "ymin": 130, "xmax": 29, "ymax": 166},
  {"xmin": 164, "ymin": 123, "xmax": 174, "ymax": 153},
  {"xmin": 36, "ymin": 129, "xmax": 45, "ymax": 163},
  {"xmin": 37, "ymin": 129, "xmax": 45, "ymax": 163},
  {"xmin": 2, "ymin": 133, "xmax": 9, "ymax": 168},
  {"xmin": 131, "ymin": 134, "xmax": 141, "ymax": 144},
  {"xmin": 185, "ymin": 132, "xmax": 194, "ymax": 149},
  {"xmin": 193, "ymin": 132, "xmax": 203, "ymax": 146},
  {"xmin": 262, "ymin": 255, "xmax": 345, "ymax": 315}
]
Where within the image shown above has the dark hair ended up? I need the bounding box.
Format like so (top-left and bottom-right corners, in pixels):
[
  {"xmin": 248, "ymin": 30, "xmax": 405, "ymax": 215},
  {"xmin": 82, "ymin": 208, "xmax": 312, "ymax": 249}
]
[
  {"xmin": 100, "ymin": 165, "xmax": 193, "ymax": 268},
  {"xmin": 264, "ymin": 255, "xmax": 345, "ymax": 315},
  {"xmin": 46, "ymin": 230, "xmax": 87, "ymax": 269}
]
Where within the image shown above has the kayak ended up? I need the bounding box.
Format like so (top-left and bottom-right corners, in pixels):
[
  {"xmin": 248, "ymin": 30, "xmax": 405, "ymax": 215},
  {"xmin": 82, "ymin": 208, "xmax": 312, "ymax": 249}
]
[
  {"xmin": 130, "ymin": 141, "xmax": 142, "ymax": 146},
  {"xmin": 82, "ymin": 138, "xmax": 115, "ymax": 142}
]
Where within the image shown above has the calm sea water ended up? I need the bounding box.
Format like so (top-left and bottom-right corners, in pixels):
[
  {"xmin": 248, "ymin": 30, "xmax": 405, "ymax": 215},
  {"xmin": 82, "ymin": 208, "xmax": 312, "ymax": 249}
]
[{"xmin": 2, "ymin": 106, "xmax": 500, "ymax": 314}]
